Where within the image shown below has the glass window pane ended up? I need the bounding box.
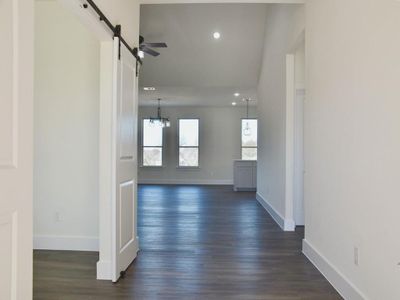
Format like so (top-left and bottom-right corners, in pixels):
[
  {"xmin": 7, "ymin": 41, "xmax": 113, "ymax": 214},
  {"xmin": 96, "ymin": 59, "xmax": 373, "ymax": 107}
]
[
  {"xmin": 143, "ymin": 119, "xmax": 162, "ymax": 147},
  {"xmin": 179, "ymin": 119, "xmax": 199, "ymax": 147},
  {"xmin": 179, "ymin": 148, "xmax": 199, "ymax": 167},
  {"xmin": 242, "ymin": 148, "xmax": 257, "ymax": 161},
  {"xmin": 242, "ymin": 119, "xmax": 258, "ymax": 147},
  {"xmin": 143, "ymin": 147, "xmax": 162, "ymax": 166}
]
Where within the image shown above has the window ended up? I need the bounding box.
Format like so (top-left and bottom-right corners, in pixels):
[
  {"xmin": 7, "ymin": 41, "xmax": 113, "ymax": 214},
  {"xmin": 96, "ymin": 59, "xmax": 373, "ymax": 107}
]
[
  {"xmin": 241, "ymin": 119, "xmax": 258, "ymax": 160},
  {"xmin": 178, "ymin": 119, "xmax": 199, "ymax": 167},
  {"xmin": 142, "ymin": 119, "xmax": 163, "ymax": 166}
]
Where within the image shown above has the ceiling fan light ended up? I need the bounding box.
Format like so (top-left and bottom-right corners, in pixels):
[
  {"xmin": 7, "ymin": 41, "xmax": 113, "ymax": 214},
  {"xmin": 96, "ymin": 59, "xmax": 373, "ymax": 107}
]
[
  {"xmin": 138, "ymin": 50, "xmax": 144, "ymax": 59},
  {"xmin": 143, "ymin": 87, "xmax": 156, "ymax": 91}
]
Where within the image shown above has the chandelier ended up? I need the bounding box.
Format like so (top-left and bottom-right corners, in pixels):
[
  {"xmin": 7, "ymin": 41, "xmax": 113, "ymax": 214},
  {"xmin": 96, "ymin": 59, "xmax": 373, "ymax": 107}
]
[
  {"xmin": 243, "ymin": 98, "xmax": 252, "ymax": 136},
  {"xmin": 150, "ymin": 98, "xmax": 170, "ymax": 128}
]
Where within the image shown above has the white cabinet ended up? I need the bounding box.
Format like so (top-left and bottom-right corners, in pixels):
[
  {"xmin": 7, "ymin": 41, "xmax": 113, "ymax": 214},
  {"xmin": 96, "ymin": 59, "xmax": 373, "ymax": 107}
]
[{"xmin": 233, "ymin": 160, "xmax": 257, "ymax": 191}]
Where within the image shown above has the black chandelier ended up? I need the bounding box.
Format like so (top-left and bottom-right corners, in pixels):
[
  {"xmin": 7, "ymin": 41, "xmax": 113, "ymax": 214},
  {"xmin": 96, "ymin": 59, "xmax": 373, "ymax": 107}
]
[{"xmin": 150, "ymin": 98, "xmax": 170, "ymax": 128}]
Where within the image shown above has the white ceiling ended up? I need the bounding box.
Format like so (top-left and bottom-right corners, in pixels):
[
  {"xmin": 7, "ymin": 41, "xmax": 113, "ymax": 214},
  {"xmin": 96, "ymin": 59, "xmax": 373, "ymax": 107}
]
[{"xmin": 139, "ymin": 3, "xmax": 268, "ymax": 106}]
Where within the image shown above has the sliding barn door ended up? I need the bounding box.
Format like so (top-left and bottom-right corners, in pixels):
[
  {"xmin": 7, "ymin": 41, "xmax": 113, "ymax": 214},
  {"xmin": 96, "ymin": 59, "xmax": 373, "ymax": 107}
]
[
  {"xmin": 0, "ymin": 0, "xmax": 33, "ymax": 298},
  {"xmin": 111, "ymin": 37, "xmax": 139, "ymax": 282}
]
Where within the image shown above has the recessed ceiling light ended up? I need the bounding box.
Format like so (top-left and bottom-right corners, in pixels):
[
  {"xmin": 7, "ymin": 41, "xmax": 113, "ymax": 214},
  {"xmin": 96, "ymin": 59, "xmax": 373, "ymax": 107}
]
[
  {"xmin": 232, "ymin": 102, "xmax": 237, "ymax": 106},
  {"xmin": 234, "ymin": 93, "xmax": 240, "ymax": 97},
  {"xmin": 143, "ymin": 87, "xmax": 156, "ymax": 91},
  {"xmin": 213, "ymin": 32, "xmax": 221, "ymax": 40}
]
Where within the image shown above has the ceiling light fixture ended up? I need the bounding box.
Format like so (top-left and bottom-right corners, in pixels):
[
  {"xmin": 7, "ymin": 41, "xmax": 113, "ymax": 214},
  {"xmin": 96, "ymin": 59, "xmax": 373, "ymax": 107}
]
[
  {"xmin": 234, "ymin": 93, "xmax": 240, "ymax": 97},
  {"xmin": 150, "ymin": 98, "xmax": 170, "ymax": 128},
  {"xmin": 232, "ymin": 102, "xmax": 237, "ymax": 106},
  {"xmin": 213, "ymin": 32, "xmax": 221, "ymax": 40},
  {"xmin": 143, "ymin": 87, "xmax": 156, "ymax": 91}
]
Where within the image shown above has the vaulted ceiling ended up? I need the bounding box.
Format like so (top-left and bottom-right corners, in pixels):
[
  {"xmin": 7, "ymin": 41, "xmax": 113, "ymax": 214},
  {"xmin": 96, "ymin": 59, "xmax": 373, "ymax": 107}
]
[{"xmin": 139, "ymin": 3, "xmax": 268, "ymax": 106}]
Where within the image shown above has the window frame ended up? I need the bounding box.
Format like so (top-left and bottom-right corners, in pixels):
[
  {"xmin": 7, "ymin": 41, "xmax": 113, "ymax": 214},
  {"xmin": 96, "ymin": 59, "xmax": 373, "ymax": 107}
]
[
  {"xmin": 241, "ymin": 118, "xmax": 258, "ymax": 161},
  {"xmin": 177, "ymin": 118, "xmax": 200, "ymax": 168},
  {"xmin": 141, "ymin": 118, "xmax": 164, "ymax": 168}
]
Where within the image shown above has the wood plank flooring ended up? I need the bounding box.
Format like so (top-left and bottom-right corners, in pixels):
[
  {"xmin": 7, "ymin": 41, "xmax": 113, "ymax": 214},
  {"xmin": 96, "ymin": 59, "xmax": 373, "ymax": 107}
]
[{"xmin": 33, "ymin": 185, "xmax": 342, "ymax": 299}]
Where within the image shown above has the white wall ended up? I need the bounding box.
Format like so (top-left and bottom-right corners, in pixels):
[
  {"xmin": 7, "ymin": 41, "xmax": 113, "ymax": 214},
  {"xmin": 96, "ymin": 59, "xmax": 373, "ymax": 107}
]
[
  {"xmin": 295, "ymin": 40, "xmax": 305, "ymax": 88},
  {"xmin": 256, "ymin": 4, "xmax": 304, "ymax": 227},
  {"xmin": 138, "ymin": 106, "xmax": 256, "ymax": 184},
  {"xmin": 304, "ymin": 0, "xmax": 400, "ymax": 299},
  {"xmin": 34, "ymin": 1, "xmax": 100, "ymax": 250},
  {"xmin": 59, "ymin": 0, "xmax": 139, "ymax": 46},
  {"xmin": 95, "ymin": 0, "xmax": 139, "ymax": 46}
]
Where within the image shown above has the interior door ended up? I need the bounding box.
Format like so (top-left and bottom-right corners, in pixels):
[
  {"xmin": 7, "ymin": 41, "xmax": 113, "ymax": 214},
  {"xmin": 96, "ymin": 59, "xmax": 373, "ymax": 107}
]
[
  {"xmin": 111, "ymin": 37, "xmax": 139, "ymax": 282},
  {"xmin": 0, "ymin": 0, "xmax": 33, "ymax": 299}
]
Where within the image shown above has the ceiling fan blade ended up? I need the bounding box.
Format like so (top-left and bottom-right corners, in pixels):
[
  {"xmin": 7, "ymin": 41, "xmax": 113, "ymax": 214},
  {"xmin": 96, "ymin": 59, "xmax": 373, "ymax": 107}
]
[
  {"xmin": 141, "ymin": 46, "xmax": 160, "ymax": 57},
  {"xmin": 143, "ymin": 42, "xmax": 167, "ymax": 48}
]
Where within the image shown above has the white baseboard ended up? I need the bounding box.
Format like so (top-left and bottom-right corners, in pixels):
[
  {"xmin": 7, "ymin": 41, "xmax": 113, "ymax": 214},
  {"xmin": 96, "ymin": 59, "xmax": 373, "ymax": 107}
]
[
  {"xmin": 303, "ymin": 239, "xmax": 367, "ymax": 300},
  {"xmin": 96, "ymin": 260, "xmax": 111, "ymax": 280},
  {"xmin": 256, "ymin": 192, "xmax": 295, "ymax": 231},
  {"xmin": 284, "ymin": 218, "xmax": 295, "ymax": 231},
  {"xmin": 34, "ymin": 235, "xmax": 99, "ymax": 251},
  {"xmin": 138, "ymin": 179, "xmax": 233, "ymax": 185}
]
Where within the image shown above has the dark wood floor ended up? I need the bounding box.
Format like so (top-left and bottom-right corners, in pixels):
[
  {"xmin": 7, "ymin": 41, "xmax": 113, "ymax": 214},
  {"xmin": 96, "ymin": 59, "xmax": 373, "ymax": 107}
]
[{"xmin": 34, "ymin": 185, "xmax": 341, "ymax": 299}]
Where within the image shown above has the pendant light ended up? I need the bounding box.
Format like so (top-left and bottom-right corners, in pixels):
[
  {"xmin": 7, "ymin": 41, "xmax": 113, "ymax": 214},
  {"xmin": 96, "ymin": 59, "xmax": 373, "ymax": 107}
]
[
  {"xmin": 150, "ymin": 98, "xmax": 170, "ymax": 128},
  {"xmin": 243, "ymin": 98, "xmax": 252, "ymax": 136}
]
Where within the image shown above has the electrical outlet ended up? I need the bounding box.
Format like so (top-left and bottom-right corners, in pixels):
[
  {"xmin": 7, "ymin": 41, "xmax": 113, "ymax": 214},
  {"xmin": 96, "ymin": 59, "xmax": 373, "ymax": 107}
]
[
  {"xmin": 55, "ymin": 211, "xmax": 63, "ymax": 222},
  {"xmin": 354, "ymin": 247, "xmax": 359, "ymax": 266}
]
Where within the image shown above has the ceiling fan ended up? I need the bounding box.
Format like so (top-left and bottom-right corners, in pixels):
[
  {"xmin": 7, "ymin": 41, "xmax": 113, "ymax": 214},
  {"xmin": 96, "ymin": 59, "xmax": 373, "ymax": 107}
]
[{"xmin": 139, "ymin": 35, "xmax": 167, "ymax": 57}]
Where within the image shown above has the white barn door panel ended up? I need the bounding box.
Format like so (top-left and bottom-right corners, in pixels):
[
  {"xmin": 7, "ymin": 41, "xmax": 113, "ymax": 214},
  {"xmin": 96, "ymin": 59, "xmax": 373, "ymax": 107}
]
[
  {"xmin": 111, "ymin": 37, "xmax": 139, "ymax": 282},
  {"xmin": 0, "ymin": 0, "xmax": 33, "ymax": 299}
]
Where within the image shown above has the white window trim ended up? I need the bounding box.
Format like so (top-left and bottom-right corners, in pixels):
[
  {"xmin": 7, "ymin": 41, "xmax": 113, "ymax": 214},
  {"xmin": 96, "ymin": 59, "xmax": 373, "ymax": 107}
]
[
  {"xmin": 177, "ymin": 118, "xmax": 200, "ymax": 169},
  {"xmin": 141, "ymin": 118, "xmax": 164, "ymax": 168}
]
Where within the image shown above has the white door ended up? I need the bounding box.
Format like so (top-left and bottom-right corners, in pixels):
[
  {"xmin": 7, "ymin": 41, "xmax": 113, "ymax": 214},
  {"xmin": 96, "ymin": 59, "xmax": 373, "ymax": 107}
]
[
  {"xmin": 0, "ymin": 0, "xmax": 33, "ymax": 299},
  {"xmin": 111, "ymin": 37, "xmax": 139, "ymax": 282}
]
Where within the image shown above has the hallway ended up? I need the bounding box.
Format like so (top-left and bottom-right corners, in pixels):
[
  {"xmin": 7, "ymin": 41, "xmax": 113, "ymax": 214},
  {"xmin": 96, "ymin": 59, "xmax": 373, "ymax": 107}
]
[{"xmin": 33, "ymin": 185, "xmax": 341, "ymax": 299}]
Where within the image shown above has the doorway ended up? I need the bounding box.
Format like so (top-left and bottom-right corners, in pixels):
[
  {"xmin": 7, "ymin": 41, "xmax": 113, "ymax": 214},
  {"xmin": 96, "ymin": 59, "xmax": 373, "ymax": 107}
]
[
  {"xmin": 33, "ymin": 0, "xmax": 140, "ymax": 283},
  {"xmin": 286, "ymin": 34, "xmax": 305, "ymax": 228},
  {"xmin": 33, "ymin": 0, "xmax": 101, "ymax": 265},
  {"xmin": 293, "ymin": 39, "xmax": 305, "ymax": 226}
]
